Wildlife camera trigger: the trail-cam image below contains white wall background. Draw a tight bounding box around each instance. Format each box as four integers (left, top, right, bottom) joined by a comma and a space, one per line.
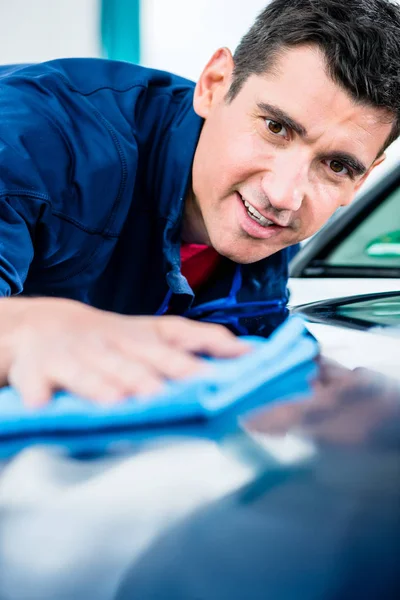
140, 0, 269, 80
0, 0, 266, 76
0, 0, 100, 64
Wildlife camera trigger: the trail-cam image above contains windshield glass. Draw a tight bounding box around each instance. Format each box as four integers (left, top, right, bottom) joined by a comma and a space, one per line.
325, 186, 400, 269
336, 296, 400, 327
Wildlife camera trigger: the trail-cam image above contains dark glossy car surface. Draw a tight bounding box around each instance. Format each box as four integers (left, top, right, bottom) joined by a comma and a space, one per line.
0, 356, 399, 600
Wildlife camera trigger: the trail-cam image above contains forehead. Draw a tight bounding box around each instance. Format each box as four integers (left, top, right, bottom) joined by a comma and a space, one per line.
239, 45, 393, 162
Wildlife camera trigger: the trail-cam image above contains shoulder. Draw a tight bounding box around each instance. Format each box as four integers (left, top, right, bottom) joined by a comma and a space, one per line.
0, 58, 195, 100
0, 59, 198, 231
0, 58, 196, 155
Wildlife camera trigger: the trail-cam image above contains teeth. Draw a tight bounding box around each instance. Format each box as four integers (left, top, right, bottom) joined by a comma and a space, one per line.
243, 199, 273, 227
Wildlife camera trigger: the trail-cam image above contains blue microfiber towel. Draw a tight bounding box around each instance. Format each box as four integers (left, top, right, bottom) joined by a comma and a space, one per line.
0, 316, 318, 439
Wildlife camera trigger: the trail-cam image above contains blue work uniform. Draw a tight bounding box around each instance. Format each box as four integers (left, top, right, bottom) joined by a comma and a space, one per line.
0, 58, 293, 336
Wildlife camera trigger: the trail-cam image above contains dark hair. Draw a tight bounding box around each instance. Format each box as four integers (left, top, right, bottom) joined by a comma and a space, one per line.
227, 0, 400, 149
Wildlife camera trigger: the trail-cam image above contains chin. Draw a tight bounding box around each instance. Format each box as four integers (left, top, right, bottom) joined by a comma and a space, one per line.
210, 239, 272, 264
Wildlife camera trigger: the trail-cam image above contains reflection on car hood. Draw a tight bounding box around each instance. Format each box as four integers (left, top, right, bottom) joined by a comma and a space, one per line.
0, 361, 399, 599
304, 322, 400, 381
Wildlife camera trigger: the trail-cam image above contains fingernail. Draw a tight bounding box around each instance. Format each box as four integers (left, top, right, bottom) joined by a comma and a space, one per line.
97, 389, 124, 404
24, 393, 50, 410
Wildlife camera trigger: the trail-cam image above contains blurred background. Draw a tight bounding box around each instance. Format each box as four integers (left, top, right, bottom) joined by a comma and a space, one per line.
0, 0, 398, 182
0, 0, 268, 81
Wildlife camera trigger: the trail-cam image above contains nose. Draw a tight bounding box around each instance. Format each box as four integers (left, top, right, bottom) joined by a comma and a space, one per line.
261, 150, 308, 213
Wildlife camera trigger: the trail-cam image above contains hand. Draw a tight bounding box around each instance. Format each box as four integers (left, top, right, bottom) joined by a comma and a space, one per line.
2, 298, 250, 407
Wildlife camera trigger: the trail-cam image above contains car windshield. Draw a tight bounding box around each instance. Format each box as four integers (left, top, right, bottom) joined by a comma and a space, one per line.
325, 184, 400, 270
337, 295, 400, 327
296, 293, 400, 329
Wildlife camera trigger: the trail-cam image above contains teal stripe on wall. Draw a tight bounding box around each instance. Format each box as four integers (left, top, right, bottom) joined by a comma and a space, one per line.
101, 0, 140, 63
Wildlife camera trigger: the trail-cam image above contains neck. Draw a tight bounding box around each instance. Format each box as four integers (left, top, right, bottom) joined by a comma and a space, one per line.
181, 189, 211, 245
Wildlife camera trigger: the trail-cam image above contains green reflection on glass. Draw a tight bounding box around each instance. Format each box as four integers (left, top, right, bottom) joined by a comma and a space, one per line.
365, 231, 400, 258
338, 296, 400, 327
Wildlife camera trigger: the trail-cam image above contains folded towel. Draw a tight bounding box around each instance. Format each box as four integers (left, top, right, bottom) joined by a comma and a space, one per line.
0, 317, 318, 440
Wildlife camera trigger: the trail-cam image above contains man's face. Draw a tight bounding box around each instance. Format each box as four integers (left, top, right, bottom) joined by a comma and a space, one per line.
185, 45, 393, 263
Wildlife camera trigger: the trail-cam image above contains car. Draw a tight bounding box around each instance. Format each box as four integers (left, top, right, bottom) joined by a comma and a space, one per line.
0, 311, 397, 599
0, 344, 399, 600
292, 290, 400, 381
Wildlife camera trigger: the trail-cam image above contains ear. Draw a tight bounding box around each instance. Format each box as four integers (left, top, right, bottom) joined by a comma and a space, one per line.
193, 47, 234, 119
353, 153, 386, 194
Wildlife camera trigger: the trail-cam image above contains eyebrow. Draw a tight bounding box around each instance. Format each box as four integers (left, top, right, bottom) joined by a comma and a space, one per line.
257, 101, 368, 176
318, 151, 367, 176
257, 102, 308, 137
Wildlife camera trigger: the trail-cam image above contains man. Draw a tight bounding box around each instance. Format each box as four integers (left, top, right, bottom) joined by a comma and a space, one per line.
0, 0, 399, 406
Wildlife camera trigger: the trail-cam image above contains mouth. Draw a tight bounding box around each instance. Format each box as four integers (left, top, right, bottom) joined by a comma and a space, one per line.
239, 193, 289, 228
235, 193, 290, 241
240, 196, 275, 228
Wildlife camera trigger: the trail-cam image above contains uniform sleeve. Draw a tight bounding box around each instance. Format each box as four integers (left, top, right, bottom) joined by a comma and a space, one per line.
0, 69, 72, 297
0, 193, 45, 296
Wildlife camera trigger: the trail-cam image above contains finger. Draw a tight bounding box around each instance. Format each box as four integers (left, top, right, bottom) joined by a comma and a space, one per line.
31, 361, 125, 405
8, 346, 127, 406
8, 348, 54, 407
76, 345, 165, 397
10, 345, 165, 407
51, 366, 125, 404
157, 317, 251, 357
61, 339, 174, 400
25, 348, 127, 405
112, 336, 209, 380
9, 364, 53, 408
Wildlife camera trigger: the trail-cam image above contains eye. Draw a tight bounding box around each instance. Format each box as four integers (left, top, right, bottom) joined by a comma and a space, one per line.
327, 159, 349, 176
265, 119, 288, 138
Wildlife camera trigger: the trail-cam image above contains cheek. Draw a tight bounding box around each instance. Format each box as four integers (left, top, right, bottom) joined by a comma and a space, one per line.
193, 121, 263, 197
304, 183, 349, 232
